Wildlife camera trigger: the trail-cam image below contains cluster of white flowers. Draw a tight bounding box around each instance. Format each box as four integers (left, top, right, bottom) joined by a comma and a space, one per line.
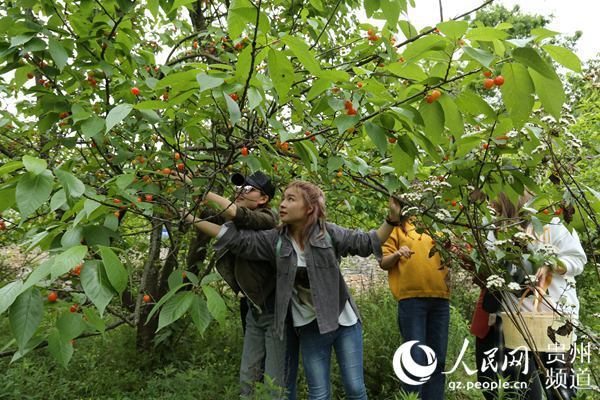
527, 274, 537, 284
538, 243, 559, 257
399, 192, 422, 203
401, 206, 421, 217
467, 185, 475, 191
486, 275, 506, 289
566, 137, 583, 149
434, 209, 453, 222
532, 143, 549, 154
427, 179, 452, 188
507, 282, 521, 291
493, 239, 510, 247
513, 231, 536, 244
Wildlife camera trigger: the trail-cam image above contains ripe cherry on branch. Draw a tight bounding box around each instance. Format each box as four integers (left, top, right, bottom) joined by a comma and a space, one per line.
241, 147, 249, 156
47, 292, 58, 302
483, 79, 495, 90
229, 93, 239, 101
494, 75, 505, 86
131, 87, 140, 96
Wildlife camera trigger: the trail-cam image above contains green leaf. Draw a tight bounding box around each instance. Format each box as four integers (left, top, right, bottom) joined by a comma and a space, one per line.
293, 141, 319, 172
0, 280, 24, 315
83, 308, 106, 333
48, 38, 68, 71
224, 92, 241, 125
306, 78, 331, 101
386, 62, 428, 81
145, 283, 189, 324
364, 122, 388, 157
381, 0, 401, 29
403, 35, 446, 60
170, 0, 196, 13
190, 295, 212, 335
282, 36, 321, 75
133, 100, 166, 110
542, 45, 582, 73
9, 287, 43, 350
247, 87, 262, 110
0, 188, 16, 213
115, 173, 136, 190
268, 49, 294, 103
22, 259, 53, 293
22, 155, 47, 175
203, 285, 227, 324
16, 170, 54, 219
500, 63, 534, 129
235, 45, 253, 82
57, 312, 86, 341
0, 161, 24, 175
157, 292, 194, 331
10, 34, 34, 47
391, 144, 414, 175
455, 90, 495, 118
529, 68, 565, 121
364, 0, 381, 17
50, 189, 67, 211
99, 247, 128, 296
437, 20, 468, 39
81, 117, 104, 139
462, 46, 495, 67
47, 329, 73, 368
55, 169, 85, 198
80, 260, 115, 316
438, 95, 464, 136
466, 27, 508, 41
196, 73, 224, 92
105, 103, 133, 133
512, 47, 556, 79
156, 69, 201, 90
51, 245, 88, 280
333, 115, 359, 135
419, 101, 445, 144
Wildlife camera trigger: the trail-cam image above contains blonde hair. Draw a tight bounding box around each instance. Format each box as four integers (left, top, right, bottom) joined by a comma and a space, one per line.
283, 181, 327, 239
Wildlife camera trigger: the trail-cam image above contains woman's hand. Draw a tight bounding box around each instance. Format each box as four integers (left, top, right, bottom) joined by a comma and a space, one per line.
387, 197, 401, 223
395, 246, 414, 259
535, 265, 553, 289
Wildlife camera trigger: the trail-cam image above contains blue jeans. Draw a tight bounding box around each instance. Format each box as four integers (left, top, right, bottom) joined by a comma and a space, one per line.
297, 320, 367, 400
397, 298, 450, 400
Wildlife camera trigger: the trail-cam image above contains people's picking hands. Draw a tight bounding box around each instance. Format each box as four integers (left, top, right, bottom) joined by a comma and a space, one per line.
396, 246, 414, 259
388, 197, 401, 223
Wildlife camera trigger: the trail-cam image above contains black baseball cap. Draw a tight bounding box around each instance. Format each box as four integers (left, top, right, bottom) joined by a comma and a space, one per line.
230, 171, 276, 200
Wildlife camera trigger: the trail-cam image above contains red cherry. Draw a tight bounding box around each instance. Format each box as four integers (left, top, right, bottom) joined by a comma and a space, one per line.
48, 292, 58, 302
451, 200, 457, 207
388, 137, 397, 144
555, 208, 563, 216
70, 304, 78, 313
347, 108, 357, 115
425, 95, 434, 104
113, 199, 121, 204
241, 147, 249, 156
356, 82, 363, 88
131, 87, 140, 96
483, 79, 495, 90
543, 209, 550, 215
344, 100, 353, 110
430, 89, 441, 100
494, 75, 505, 86
280, 142, 289, 151
482, 143, 489, 150
177, 163, 185, 171
143, 294, 151, 303
483, 70, 492, 77
145, 194, 153, 202
229, 93, 239, 101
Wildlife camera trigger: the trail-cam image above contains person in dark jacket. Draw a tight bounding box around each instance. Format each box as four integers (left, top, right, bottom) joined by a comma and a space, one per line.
175, 171, 295, 398
181, 180, 402, 400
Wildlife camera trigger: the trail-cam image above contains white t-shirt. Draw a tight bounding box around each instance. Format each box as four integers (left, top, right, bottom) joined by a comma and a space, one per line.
289, 238, 358, 328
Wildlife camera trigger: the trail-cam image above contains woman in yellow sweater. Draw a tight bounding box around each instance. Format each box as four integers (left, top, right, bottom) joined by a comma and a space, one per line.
380, 217, 450, 400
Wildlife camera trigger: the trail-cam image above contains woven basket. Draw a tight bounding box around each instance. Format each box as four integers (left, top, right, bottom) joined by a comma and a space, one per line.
500, 287, 573, 352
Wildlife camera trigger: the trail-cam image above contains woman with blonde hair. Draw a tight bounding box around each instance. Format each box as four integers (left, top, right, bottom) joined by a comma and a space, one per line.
182, 180, 402, 400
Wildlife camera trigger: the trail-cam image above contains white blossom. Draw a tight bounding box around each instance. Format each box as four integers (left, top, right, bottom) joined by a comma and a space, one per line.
486, 275, 505, 289
508, 282, 521, 291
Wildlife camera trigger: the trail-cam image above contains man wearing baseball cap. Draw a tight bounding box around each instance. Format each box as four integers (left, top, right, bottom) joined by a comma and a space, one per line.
175, 170, 294, 399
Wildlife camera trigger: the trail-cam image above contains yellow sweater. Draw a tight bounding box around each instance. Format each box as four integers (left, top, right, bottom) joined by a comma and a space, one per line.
382, 223, 450, 301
